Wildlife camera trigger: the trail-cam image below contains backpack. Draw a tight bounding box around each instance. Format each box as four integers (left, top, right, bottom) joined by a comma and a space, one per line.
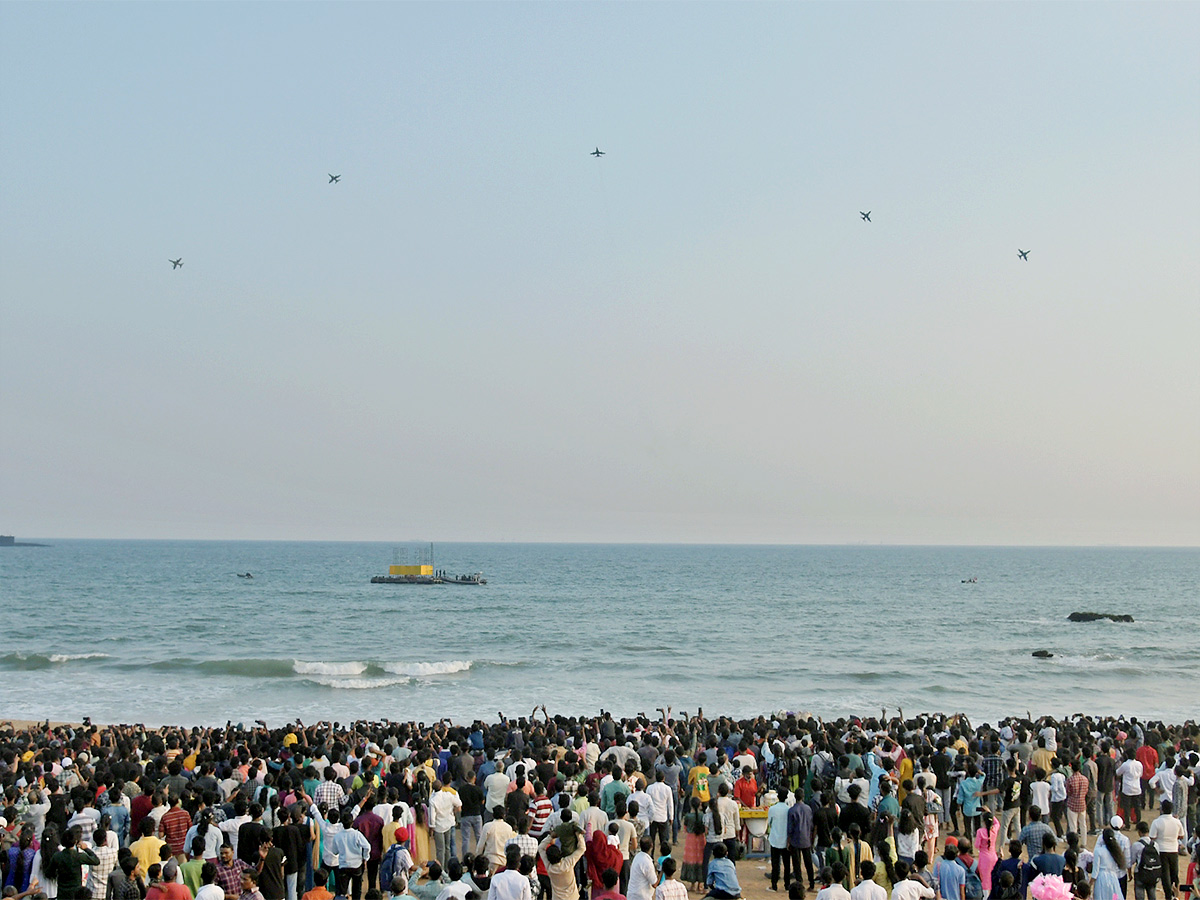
380, 842, 408, 887
1136, 839, 1162, 887
926, 790, 944, 816
963, 863, 984, 900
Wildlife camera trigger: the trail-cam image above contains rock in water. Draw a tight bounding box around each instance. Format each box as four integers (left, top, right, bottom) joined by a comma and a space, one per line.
1067, 612, 1135, 623
1032, 650, 1054, 658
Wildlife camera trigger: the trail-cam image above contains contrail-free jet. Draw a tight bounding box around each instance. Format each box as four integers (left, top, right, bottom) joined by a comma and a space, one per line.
860, 211, 871, 222
169, 258, 183, 269
328, 174, 341, 183
1018, 249, 1029, 261
590, 148, 605, 157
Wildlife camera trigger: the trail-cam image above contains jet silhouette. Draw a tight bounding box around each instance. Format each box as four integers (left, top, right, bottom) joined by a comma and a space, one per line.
1018, 249, 1029, 260
328, 174, 341, 184
169, 258, 183, 269
590, 147, 605, 157
860, 211, 871, 222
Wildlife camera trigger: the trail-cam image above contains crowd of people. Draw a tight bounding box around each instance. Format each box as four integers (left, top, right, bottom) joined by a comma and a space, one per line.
1, 709, 1197, 900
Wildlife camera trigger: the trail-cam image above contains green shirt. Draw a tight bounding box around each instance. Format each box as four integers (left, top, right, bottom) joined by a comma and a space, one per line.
182, 859, 206, 896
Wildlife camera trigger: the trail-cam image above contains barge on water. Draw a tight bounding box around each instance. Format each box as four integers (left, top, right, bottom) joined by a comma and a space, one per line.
370, 545, 486, 584
370, 570, 487, 585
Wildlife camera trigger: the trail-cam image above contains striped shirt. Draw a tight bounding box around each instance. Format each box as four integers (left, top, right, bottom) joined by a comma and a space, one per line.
530, 797, 554, 837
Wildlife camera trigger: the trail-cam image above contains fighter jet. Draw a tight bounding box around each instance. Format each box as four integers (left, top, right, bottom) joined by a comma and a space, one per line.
1018, 249, 1029, 261
590, 148, 605, 157
169, 258, 183, 269
860, 211, 871, 222
328, 174, 341, 184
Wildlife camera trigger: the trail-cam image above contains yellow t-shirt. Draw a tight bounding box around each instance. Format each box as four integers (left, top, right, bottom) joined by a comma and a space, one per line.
130, 835, 167, 877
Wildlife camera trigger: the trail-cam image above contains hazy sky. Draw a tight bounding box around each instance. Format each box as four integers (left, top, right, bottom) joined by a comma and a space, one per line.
2, 2, 1197, 545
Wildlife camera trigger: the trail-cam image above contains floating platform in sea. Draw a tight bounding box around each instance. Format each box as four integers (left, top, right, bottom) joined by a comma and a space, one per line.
370, 544, 486, 584
369, 571, 487, 585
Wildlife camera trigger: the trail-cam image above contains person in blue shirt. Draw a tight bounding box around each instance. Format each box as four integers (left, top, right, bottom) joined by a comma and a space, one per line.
935, 844, 967, 900
104, 790, 131, 847
766, 789, 793, 891
705, 842, 741, 899
1030, 834, 1065, 877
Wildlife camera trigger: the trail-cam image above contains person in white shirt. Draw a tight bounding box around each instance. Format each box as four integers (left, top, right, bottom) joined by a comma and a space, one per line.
1147, 801, 1187, 899
626, 837, 657, 900
196, 861, 226, 900
429, 783, 462, 868
483, 770, 511, 818
628, 784, 653, 833
891, 861, 936, 900
1116, 753, 1145, 826
715, 785, 740, 844
645, 771, 674, 850
1149, 766, 1178, 808
851, 861, 888, 900
1039, 727, 1057, 753
487, 847, 532, 900
816, 864, 853, 900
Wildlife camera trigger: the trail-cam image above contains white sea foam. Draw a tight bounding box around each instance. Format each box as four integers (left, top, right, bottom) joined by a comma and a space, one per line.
310, 675, 412, 690
48, 653, 111, 663
293, 661, 368, 676
382, 660, 472, 676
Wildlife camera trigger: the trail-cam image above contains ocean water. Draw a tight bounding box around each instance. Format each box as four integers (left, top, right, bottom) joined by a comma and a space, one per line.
1, 541, 1196, 727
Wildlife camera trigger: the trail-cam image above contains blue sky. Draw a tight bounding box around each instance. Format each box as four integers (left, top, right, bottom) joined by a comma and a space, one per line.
2, 2, 1197, 544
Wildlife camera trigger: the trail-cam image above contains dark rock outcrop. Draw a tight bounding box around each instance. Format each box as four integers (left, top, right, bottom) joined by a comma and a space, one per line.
1067, 612, 1134, 623
1032, 650, 1054, 658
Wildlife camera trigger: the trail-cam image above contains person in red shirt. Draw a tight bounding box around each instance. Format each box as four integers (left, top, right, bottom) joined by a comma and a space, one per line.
733, 768, 759, 809
1135, 743, 1159, 814
131, 782, 155, 836
159, 796, 193, 863
148, 879, 194, 900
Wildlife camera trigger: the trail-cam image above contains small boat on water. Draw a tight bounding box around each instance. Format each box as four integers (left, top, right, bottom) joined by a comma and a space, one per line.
442, 572, 487, 585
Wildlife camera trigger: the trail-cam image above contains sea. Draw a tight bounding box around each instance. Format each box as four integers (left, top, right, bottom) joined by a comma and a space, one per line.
1, 541, 1197, 728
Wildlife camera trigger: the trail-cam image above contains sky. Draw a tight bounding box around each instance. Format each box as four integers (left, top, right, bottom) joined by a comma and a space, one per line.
1, 2, 1197, 545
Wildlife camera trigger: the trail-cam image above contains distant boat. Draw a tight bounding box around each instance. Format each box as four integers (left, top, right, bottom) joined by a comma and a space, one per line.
1, 535, 49, 547
370, 544, 485, 584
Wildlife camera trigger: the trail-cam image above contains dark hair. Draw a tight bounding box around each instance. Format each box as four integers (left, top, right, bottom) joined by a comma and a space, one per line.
1100, 828, 1124, 870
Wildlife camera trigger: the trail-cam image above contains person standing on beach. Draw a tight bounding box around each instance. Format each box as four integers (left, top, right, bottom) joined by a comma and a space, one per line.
767, 789, 793, 892
1118, 752, 1145, 827
1066, 761, 1090, 840
1148, 801, 1186, 900
1096, 744, 1118, 834
788, 784, 816, 893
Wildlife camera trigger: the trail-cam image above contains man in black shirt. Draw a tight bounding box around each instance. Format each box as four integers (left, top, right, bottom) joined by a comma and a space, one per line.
455, 770, 485, 861
256, 838, 287, 900
273, 806, 308, 900
237, 804, 270, 867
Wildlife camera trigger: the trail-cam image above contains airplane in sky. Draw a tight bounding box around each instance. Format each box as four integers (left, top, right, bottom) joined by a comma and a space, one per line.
590, 147, 605, 157
860, 211, 871, 222
169, 258, 183, 269
1018, 249, 1029, 260
328, 174, 341, 184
